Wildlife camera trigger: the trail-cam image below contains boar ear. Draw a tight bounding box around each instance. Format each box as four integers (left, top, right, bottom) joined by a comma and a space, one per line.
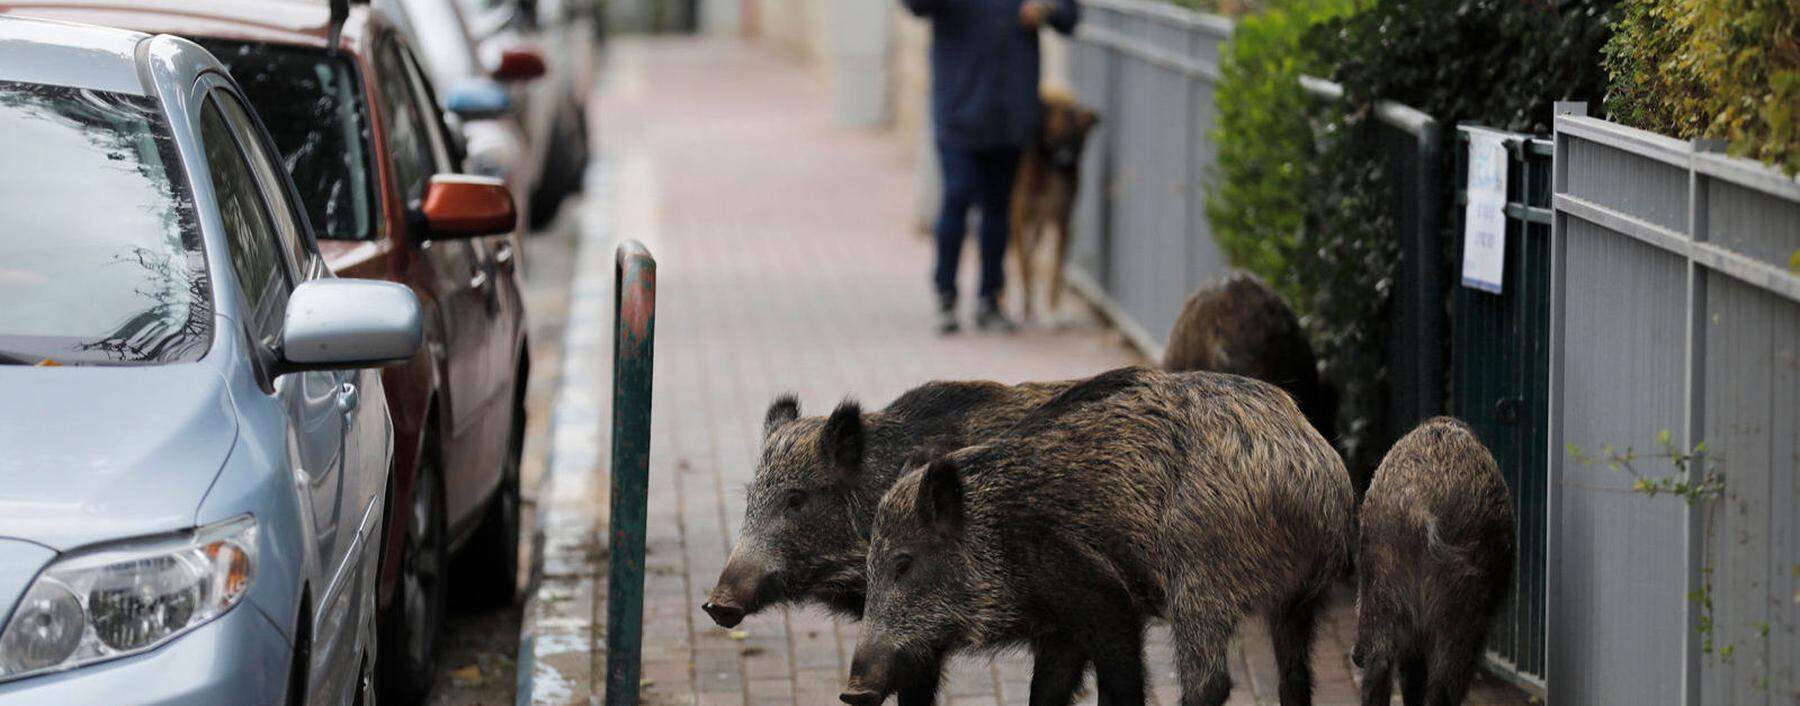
918, 458, 965, 536
764, 395, 800, 438
820, 400, 865, 476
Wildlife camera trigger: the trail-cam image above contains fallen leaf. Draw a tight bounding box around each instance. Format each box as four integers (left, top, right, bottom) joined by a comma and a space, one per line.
450, 664, 484, 687
728, 629, 750, 641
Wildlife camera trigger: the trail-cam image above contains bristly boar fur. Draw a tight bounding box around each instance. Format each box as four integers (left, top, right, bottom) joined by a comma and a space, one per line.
843, 367, 1355, 706
704, 378, 1078, 625
1353, 417, 1514, 706
1163, 272, 1338, 448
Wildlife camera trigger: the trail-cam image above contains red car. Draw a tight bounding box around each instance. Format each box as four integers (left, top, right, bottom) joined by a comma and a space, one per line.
2, 1, 533, 700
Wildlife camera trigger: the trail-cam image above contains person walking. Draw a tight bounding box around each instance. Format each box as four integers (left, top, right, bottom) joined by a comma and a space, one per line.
902, 0, 1080, 333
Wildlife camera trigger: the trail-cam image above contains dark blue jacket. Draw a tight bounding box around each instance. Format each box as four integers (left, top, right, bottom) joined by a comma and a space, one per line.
901, 0, 1080, 148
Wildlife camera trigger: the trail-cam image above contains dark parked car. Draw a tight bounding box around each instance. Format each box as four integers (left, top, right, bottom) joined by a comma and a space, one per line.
0, 1, 533, 700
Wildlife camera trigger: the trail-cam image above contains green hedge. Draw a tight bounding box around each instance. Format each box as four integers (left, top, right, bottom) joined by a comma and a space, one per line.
1209, 0, 1616, 479
1603, 0, 1799, 173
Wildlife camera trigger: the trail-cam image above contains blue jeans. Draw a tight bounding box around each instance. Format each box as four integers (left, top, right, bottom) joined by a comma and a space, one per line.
933, 144, 1021, 300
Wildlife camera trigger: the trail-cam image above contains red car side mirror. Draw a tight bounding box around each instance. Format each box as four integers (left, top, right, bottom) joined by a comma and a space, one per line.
419, 174, 516, 239
491, 47, 547, 82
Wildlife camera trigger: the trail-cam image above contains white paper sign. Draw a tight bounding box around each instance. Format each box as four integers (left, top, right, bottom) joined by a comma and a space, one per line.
1461, 132, 1508, 294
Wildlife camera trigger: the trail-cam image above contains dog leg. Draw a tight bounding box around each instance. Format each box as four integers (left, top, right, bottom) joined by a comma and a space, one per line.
1009, 179, 1037, 322
1048, 202, 1072, 318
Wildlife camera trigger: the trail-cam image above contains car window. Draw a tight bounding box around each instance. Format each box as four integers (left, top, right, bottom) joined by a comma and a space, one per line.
200, 97, 291, 334
374, 39, 438, 204
397, 43, 462, 170
213, 90, 311, 277
199, 40, 375, 241
0, 80, 209, 365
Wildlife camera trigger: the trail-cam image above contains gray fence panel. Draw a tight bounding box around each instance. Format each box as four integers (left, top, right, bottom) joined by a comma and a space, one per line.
1702, 277, 1799, 706
1067, 0, 1233, 356
1550, 114, 1800, 704
1550, 217, 1692, 705
1071, 31, 1114, 287
1707, 179, 1800, 275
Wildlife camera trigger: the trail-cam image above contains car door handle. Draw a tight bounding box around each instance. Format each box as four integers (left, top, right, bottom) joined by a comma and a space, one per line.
337, 382, 359, 413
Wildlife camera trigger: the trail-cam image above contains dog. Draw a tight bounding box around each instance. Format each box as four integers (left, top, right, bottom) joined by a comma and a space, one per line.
1009, 90, 1099, 321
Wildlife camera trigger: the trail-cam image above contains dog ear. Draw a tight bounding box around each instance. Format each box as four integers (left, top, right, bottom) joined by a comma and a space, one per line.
1078, 108, 1101, 133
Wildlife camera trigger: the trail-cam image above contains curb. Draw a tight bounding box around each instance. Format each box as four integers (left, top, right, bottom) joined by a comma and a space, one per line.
516, 162, 616, 706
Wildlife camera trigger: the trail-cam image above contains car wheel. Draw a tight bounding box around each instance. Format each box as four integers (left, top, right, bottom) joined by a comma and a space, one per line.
455, 409, 523, 609
380, 450, 446, 703
527, 101, 588, 231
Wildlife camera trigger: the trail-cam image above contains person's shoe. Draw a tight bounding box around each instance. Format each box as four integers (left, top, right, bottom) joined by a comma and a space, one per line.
975, 296, 1018, 332
936, 294, 960, 334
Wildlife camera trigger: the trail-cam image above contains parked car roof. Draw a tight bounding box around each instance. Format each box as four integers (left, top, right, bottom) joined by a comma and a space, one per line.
0, 15, 149, 94
2, 0, 355, 48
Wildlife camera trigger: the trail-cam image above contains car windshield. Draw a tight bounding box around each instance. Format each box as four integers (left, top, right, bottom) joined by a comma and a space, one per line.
0, 80, 209, 366
200, 40, 375, 241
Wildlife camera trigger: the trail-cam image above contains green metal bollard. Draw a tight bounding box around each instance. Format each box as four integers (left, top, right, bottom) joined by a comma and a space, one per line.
607, 240, 656, 706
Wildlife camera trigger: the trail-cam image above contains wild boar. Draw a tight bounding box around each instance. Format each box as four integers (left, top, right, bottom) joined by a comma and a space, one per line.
842, 367, 1355, 706
1163, 272, 1338, 447
702, 378, 1083, 627
1353, 417, 1514, 706
704, 370, 1159, 705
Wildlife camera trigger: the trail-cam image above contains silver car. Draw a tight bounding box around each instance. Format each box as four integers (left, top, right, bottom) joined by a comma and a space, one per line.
0, 17, 422, 705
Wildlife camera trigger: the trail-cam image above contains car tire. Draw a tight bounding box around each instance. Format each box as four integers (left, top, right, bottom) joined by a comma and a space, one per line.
455, 408, 524, 609
527, 100, 588, 231
379, 447, 447, 703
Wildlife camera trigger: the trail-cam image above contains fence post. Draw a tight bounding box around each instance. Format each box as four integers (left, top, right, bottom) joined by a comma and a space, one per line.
606, 240, 656, 706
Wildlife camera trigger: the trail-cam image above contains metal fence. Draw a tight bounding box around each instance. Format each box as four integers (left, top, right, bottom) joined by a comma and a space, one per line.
1547, 111, 1800, 705
1066, 0, 1234, 355
1450, 126, 1554, 689
1298, 76, 1447, 470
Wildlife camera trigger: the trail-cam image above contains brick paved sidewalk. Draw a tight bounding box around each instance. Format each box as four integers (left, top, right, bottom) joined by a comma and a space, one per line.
551, 36, 1534, 706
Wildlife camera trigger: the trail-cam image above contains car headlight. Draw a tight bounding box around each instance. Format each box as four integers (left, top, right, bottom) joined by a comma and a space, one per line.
0, 515, 256, 682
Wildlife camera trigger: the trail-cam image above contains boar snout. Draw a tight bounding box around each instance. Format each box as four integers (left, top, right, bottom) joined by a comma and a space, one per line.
838, 689, 882, 706
700, 601, 745, 628
842, 641, 898, 705
703, 543, 781, 627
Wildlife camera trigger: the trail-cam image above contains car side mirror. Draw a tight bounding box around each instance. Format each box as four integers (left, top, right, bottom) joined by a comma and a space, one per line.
278, 279, 422, 374
446, 78, 514, 120
491, 47, 546, 82
418, 174, 517, 240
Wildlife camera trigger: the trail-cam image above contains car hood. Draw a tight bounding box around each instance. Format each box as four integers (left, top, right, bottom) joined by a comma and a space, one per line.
0, 538, 56, 633
0, 363, 238, 552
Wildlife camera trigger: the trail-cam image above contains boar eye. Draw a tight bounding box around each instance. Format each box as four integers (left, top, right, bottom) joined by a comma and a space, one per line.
892, 553, 914, 580
784, 490, 807, 511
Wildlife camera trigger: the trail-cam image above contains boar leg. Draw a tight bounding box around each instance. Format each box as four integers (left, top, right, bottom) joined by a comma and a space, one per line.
1397, 650, 1428, 706
1268, 590, 1324, 705
1027, 638, 1088, 706
1422, 639, 1479, 706
1170, 608, 1235, 706
1356, 654, 1393, 706
896, 668, 943, 706
1089, 621, 1147, 706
